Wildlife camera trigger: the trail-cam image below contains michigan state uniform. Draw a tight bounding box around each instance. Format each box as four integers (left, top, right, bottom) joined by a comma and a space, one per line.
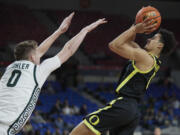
0, 56, 61, 135
84, 54, 161, 135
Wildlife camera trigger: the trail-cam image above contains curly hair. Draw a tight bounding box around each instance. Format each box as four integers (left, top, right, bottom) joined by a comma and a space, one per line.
159, 29, 177, 56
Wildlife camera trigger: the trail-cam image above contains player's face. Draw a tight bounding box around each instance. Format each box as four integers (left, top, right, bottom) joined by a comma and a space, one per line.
144, 34, 161, 51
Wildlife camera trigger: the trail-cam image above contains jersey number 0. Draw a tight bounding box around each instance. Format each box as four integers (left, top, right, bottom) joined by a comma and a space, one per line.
7, 70, 22, 87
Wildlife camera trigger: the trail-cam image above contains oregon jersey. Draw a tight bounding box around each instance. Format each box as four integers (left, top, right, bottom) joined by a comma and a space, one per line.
83, 54, 161, 135
116, 54, 161, 100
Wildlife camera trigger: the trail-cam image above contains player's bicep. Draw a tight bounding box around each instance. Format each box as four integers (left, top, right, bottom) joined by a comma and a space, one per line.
41, 56, 61, 73
37, 56, 61, 83
109, 42, 148, 61
109, 42, 136, 60
109, 44, 134, 60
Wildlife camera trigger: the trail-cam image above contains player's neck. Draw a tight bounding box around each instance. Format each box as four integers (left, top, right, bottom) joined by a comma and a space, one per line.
148, 50, 160, 58
28, 58, 34, 64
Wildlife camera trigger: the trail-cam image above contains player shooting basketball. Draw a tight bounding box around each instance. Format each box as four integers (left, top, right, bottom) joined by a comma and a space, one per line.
70, 6, 176, 135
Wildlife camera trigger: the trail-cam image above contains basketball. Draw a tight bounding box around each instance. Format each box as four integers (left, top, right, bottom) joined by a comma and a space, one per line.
135, 6, 161, 32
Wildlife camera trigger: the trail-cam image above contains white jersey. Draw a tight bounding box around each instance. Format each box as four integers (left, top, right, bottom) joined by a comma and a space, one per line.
0, 56, 61, 135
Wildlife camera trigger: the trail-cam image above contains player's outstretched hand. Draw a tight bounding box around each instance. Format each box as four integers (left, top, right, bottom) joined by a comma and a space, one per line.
82, 18, 107, 33
134, 18, 157, 34
58, 12, 75, 33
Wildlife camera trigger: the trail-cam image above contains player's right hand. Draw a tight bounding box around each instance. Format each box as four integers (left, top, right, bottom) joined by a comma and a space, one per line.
134, 18, 157, 34
82, 18, 107, 33
58, 12, 75, 33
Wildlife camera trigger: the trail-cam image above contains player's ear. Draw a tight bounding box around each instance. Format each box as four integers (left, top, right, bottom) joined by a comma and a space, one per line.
29, 52, 35, 63
29, 54, 33, 62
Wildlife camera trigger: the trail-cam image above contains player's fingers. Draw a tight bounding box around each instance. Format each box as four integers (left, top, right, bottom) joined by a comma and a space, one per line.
143, 17, 150, 23
145, 19, 153, 26
140, 23, 146, 29
65, 12, 75, 22
97, 21, 107, 26
144, 29, 153, 34
98, 18, 107, 24
92, 19, 104, 27
66, 13, 75, 24
68, 12, 75, 18
101, 18, 106, 21
102, 20, 108, 24
152, 27, 157, 31
97, 18, 106, 22
145, 23, 157, 29
146, 27, 156, 33
90, 18, 107, 28
99, 19, 108, 24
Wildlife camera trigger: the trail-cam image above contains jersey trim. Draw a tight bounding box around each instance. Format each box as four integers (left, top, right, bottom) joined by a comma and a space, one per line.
89, 97, 123, 115
146, 62, 160, 89
116, 54, 157, 93
7, 65, 40, 135
132, 54, 156, 74
83, 97, 123, 135
83, 119, 101, 135
116, 70, 138, 93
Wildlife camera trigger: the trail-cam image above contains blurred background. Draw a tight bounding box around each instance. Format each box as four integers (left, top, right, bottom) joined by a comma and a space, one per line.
0, 0, 180, 135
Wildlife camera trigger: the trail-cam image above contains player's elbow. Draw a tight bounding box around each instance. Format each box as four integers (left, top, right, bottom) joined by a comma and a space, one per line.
108, 42, 115, 50
108, 42, 122, 51
64, 43, 74, 57
67, 45, 73, 56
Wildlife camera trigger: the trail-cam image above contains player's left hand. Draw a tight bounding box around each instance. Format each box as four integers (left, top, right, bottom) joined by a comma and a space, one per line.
58, 12, 75, 33
82, 18, 107, 33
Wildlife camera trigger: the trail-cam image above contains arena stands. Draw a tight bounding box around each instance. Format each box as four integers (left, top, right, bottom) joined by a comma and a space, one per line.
0, 3, 179, 135
0, 4, 49, 46
17, 80, 180, 135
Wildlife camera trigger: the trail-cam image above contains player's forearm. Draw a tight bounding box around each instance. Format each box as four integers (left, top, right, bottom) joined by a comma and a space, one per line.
57, 29, 88, 64
64, 29, 88, 56
36, 30, 63, 58
109, 26, 136, 48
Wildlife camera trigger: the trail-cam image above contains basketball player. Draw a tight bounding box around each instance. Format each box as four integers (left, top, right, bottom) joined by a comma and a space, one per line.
70, 19, 176, 135
0, 12, 107, 134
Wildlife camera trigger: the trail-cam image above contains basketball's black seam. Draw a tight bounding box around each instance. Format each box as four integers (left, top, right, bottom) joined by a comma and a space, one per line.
153, 16, 161, 19
142, 10, 159, 15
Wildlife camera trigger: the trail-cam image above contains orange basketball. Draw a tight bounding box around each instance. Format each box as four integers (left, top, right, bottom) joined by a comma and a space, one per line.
135, 6, 161, 33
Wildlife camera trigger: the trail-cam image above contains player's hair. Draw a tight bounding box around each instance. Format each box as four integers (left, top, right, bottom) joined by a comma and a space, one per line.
159, 28, 177, 56
14, 40, 38, 60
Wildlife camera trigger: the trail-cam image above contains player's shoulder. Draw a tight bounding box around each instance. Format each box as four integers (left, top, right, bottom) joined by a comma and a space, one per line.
134, 49, 155, 67
134, 48, 153, 61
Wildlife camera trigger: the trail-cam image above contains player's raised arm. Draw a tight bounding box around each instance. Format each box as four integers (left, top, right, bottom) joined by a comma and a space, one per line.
57, 18, 107, 64
37, 19, 107, 86
109, 19, 156, 62
36, 12, 75, 58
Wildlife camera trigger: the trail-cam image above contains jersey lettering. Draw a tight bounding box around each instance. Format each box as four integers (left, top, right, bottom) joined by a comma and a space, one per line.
7, 70, 22, 87
12, 63, 30, 70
